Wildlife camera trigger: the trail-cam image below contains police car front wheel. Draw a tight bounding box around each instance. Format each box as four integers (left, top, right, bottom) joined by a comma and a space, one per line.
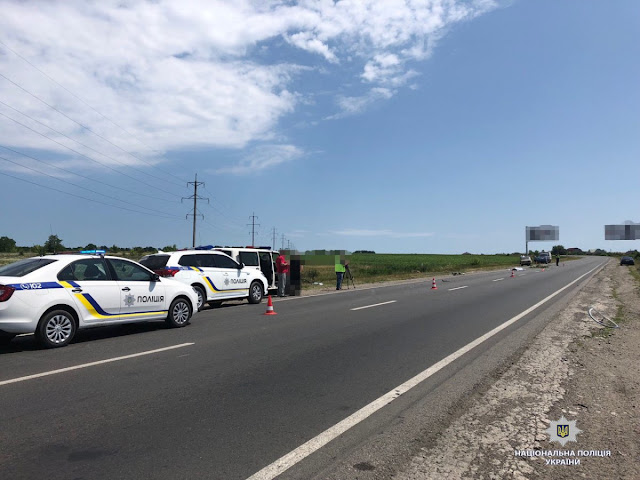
37, 310, 77, 348
166, 298, 192, 328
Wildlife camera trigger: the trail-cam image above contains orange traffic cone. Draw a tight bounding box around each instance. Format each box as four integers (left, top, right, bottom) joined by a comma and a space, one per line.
263, 295, 277, 315
431, 278, 438, 290
511, 269, 515, 278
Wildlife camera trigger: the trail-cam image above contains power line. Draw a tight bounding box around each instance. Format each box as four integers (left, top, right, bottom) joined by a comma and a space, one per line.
0, 168, 180, 218
0, 109, 182, 197
0, 154, 182, 217
0, 39, 189, 184
182, 174, 208, 248
0, 71, 185, 188
200, 185, 248, 230
0, 100, 184, 191
0, 144, 177, 204
247, 213, 260, 247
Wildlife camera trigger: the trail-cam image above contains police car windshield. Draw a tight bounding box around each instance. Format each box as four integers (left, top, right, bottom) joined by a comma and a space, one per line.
0, 258, 57, 277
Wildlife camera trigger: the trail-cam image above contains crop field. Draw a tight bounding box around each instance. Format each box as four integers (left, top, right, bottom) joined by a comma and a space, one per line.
300, 253, 525, 286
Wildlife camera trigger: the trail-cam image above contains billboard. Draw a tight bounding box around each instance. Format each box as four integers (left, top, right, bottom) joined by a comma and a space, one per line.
605, 222, 640, 241
526, 225, 559, 242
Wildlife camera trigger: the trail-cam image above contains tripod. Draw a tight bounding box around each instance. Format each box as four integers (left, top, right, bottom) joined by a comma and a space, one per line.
343, 264, 356, 289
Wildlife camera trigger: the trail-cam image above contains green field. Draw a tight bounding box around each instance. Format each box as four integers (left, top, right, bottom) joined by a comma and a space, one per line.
299, 253, 524, 286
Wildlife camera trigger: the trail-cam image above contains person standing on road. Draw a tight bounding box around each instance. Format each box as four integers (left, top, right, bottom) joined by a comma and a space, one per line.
556, 254, 560, 266
276, 252, 289, 297
335, 254, 346, 290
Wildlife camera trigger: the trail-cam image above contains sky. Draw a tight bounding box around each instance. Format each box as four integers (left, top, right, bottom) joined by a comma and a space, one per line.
0, 0, 638, 254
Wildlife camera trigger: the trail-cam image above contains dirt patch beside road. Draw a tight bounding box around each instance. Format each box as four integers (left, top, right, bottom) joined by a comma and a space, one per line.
392, 259, 640, 480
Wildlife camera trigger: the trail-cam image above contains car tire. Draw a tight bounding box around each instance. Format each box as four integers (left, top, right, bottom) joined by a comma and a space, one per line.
36, 309, 77, 348
193, 285, 206, 311
166, 297, 192, 328
248, 281, 263, 304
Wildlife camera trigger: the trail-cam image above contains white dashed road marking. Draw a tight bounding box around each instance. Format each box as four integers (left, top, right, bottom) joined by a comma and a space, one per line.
350, 300, 397, 311
0, 343, 195, 387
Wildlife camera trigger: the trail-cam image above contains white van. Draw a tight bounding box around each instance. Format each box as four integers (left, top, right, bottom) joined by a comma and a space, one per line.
214, 247, 279, 294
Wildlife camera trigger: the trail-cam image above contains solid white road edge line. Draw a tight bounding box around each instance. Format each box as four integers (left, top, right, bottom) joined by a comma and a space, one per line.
493, 278, 504, 282
350, 300, 397, 311
448, 286, 468, 291
0, 343, 195, 387
245, 263, 603, 480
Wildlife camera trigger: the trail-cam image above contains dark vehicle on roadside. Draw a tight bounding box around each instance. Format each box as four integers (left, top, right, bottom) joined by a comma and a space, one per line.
620, 256, 635, 266
534, 253, 551, 264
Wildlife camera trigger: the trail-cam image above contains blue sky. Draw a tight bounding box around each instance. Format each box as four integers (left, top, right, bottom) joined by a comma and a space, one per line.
0, 0, 638, 254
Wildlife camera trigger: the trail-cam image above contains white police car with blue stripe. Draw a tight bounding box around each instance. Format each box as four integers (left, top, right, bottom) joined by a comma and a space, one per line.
0, 252, 198, 348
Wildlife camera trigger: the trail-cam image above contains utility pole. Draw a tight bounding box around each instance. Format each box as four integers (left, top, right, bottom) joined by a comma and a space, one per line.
271, 227, 277, 250
182, 174, 208, 248
247, 213, 260, 247
281, 234, 285, 251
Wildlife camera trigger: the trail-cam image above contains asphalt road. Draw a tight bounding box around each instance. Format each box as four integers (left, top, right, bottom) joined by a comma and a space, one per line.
0, 256, 606, 479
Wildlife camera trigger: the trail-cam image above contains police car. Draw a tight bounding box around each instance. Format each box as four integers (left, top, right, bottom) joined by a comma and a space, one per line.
0, 252, 198, 348
139, 249, 269, 311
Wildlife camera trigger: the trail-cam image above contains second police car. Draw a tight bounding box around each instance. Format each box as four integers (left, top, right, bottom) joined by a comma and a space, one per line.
139, 249, 269, 311
0, 252, 199, 348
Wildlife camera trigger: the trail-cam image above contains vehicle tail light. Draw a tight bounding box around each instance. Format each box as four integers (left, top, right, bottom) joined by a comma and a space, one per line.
156, 267, 180, 277
0, 284, 15, 302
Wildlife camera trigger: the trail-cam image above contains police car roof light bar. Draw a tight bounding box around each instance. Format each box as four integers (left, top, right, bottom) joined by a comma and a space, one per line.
80, 249, 106, 255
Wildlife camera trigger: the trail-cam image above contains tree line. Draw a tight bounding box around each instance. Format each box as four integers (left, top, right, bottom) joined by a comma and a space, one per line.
0, 235, 178, 256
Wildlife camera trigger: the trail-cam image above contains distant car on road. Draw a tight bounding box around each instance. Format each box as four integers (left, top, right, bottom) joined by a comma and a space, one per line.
620, 256, 635, 266
520, 255, 532, 266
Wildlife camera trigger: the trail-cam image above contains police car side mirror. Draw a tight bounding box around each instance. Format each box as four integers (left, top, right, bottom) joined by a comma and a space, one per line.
152, 273, 160, 282
238, 262, 244, 269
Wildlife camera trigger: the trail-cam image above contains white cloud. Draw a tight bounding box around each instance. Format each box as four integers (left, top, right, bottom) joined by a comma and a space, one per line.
331, 229, 433, 238
329, 87, 395, 119
0, 0, 499, 172
213, 144, 303, 175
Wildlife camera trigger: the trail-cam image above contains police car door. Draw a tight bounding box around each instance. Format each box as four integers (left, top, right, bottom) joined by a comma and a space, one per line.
258, 251, 275, 289
194, 253, 223, 300
107, 258, 167, 321
57, 258, 121, 323
214, 253, 248, 297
